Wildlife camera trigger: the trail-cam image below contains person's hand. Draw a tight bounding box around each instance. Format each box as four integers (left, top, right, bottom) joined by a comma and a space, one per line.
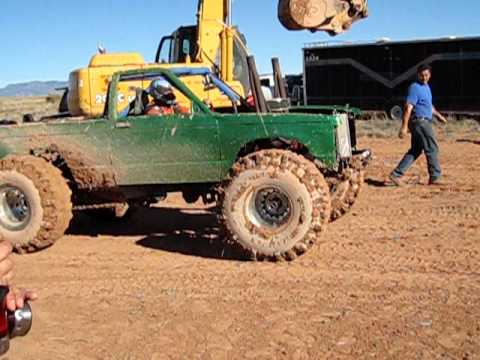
5, 287, 38, 312
0, 241, 38, 311
0, 242, 14, 285
437, 115, 448, 124
398, 126, 408, 139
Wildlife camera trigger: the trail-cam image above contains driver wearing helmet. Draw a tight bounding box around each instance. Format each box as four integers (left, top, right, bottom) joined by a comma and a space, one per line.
145, 79, 189, 116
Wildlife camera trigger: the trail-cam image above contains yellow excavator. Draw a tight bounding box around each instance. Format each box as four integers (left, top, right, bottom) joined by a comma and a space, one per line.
66, 0, 368, 117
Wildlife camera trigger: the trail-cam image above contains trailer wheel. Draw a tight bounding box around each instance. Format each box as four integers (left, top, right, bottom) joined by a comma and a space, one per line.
388, 104, 403, 121
220, 149, 331, 261
0, 156, 72, 253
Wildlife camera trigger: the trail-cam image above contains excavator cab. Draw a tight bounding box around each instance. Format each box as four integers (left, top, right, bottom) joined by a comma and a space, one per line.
155, 26, 198, 64
155, 24, 250, 94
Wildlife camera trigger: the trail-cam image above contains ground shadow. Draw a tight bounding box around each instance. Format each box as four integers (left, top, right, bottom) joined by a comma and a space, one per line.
136, 231, 241, 261
68, 206, 243, 261
365, 177, 389, 187
457, 139, 480, 145
366, 175, 423, 187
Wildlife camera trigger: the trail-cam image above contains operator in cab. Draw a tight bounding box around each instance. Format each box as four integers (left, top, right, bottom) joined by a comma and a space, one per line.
145, 80, 190, 116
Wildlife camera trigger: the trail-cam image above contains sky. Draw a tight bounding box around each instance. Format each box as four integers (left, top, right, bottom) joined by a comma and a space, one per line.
1, 0, 479, 87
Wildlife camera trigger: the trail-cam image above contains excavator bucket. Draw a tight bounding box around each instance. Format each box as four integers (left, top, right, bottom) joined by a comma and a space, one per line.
278, 0, 368, 35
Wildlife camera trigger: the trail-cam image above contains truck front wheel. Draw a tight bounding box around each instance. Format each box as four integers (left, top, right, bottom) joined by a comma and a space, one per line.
0, 156, 73, 253
220, 149, 331, 261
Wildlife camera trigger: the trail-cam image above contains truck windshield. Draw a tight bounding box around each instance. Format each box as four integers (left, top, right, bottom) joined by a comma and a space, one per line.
113, 68, 245, 119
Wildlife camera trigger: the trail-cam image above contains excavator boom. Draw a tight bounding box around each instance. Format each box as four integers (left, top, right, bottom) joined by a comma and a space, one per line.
278, 0, 368, 34
196, 0, 369, 79
197, 0, 368, 35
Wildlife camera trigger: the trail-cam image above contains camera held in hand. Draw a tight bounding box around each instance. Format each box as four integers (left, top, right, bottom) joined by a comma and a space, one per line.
0, 286, 32, 355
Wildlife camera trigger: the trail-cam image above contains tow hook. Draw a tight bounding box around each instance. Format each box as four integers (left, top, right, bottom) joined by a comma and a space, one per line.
352, 149, 373, 168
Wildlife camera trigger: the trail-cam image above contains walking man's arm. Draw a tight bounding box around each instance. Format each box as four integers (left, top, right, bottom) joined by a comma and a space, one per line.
433, 106, 448, 124
399, 103, 414, 139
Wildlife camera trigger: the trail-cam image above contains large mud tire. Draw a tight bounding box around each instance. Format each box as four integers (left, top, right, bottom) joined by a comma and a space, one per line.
220, 149, 331, 261
0, 156, 72, 253
329, 169, 364, 222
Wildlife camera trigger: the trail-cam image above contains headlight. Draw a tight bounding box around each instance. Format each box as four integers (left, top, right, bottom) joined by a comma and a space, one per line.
336, 114, 352, 159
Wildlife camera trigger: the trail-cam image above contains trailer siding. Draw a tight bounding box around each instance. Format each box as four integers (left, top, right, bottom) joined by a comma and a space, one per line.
303, 37, 480, 115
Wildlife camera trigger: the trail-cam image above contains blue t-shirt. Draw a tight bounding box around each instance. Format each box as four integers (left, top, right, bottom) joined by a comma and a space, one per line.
406, 82, 433, 120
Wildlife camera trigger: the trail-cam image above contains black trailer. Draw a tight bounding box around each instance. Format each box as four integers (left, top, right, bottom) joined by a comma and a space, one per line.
303, 36, 480, 119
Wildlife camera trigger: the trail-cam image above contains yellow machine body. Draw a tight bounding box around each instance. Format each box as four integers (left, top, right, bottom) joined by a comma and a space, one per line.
67, 0, 368, 117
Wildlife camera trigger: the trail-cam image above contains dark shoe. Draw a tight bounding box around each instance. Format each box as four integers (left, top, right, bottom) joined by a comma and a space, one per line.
388, 174, 404, 187
428, 178, 443, 186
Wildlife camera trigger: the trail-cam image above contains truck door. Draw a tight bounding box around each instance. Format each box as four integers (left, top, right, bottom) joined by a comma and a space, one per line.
110, 111, 220, 185
160, 112, 221, 183
109, 72, 221, 185
110, 114, 168, 185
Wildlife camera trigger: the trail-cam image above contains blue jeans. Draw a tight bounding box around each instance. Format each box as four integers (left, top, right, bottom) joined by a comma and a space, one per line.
392, 118, 441, 181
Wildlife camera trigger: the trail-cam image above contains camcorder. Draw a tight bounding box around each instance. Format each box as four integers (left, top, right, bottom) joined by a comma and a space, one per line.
0, 286, 32, 355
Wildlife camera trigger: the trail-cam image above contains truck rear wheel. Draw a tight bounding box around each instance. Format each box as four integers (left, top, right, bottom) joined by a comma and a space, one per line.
0, 156, 72, 253
220, 149, 331, 261
329, 169, 364, 221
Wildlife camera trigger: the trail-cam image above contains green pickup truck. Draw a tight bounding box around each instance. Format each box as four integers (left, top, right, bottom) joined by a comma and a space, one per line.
0, 67, 370, 260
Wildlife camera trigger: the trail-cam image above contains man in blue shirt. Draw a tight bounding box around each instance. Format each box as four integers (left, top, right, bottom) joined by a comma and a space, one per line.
389, 64, 448, 186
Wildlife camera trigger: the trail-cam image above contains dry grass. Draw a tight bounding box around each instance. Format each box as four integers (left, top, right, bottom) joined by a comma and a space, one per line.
356, 115, 479, 141
0, 96, 60, 123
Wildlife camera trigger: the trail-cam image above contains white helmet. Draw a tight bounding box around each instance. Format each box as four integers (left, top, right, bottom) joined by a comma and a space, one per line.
148, 79, 175, 105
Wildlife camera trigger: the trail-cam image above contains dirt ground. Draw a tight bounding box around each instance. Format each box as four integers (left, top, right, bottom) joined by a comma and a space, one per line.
7, 132, 480, 360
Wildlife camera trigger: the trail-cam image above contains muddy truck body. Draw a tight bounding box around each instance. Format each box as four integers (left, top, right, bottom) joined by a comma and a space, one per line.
0, 67, 370, 260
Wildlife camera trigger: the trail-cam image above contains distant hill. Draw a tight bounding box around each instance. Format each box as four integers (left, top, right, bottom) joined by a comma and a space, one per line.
0, 81, 67, 97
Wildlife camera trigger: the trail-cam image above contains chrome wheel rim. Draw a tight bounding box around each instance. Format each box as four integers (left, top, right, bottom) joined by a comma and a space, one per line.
0, 185, 31, 231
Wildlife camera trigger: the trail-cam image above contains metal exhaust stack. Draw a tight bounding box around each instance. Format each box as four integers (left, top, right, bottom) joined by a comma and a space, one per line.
247, 56, 269, 114
272, 57, 288, 100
